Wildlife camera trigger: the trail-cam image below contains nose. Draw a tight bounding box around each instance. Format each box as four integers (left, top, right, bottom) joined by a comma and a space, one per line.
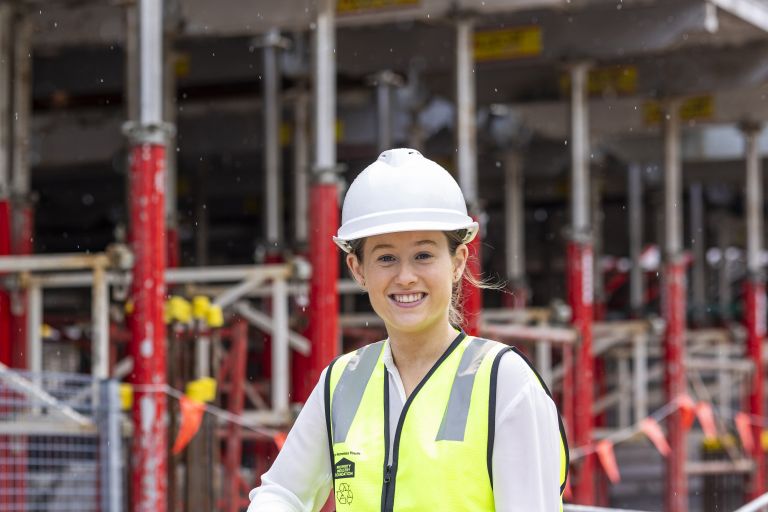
394, 261, 418, 287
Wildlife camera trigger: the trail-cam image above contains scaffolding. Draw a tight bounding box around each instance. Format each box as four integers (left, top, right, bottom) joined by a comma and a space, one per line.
1, 0, 768, 510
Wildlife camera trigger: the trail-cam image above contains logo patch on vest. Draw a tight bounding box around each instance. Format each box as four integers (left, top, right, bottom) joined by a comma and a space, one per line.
334, 457, 355, 479
336, 482, 354, 505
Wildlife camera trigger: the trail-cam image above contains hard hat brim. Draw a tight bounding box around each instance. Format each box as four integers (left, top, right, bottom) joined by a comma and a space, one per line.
333, 220, 479, 253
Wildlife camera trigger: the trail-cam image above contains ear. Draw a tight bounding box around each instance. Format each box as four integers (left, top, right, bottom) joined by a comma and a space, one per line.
452, 244, 469, 283
346, 253, 366, 288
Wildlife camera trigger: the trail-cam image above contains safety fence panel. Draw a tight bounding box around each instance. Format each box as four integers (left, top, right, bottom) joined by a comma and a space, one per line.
0, 370, 123, 512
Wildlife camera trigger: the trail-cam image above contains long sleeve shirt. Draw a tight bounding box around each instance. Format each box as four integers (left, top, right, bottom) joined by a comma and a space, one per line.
248, 343, 563, 511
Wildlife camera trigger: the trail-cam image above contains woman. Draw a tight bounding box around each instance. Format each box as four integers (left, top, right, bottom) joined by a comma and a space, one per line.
249, 149, 567, 511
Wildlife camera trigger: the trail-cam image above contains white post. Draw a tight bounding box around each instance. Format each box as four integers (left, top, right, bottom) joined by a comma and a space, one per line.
456, 17, 478, 208
294, 91, 309, 244
571, 63, 590, 235
633, 333, 648, 422
27, 280, 42, 374
505, 151, 524, 285
628, 163, 644, 316
91, 263, 110, 379
314, 0, 336, 177
536, 340, 552, 388
272, 277, 289, 414
264, 28, 283, 249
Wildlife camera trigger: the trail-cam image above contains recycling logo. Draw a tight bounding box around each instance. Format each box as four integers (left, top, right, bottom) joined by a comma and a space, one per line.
336, 483, 354, 505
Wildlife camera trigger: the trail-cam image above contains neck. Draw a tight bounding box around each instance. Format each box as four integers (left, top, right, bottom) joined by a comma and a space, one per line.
387, 321, 460, 372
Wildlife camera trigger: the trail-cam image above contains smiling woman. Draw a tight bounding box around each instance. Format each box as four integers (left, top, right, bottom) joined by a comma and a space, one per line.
248, 149, 568, 512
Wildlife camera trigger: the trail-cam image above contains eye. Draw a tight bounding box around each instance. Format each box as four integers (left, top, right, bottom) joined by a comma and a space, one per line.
415, 252, 433, 261
377, 254, 396, 263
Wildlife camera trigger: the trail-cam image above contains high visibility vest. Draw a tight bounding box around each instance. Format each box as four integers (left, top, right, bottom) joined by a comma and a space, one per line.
324, 332, 568, 511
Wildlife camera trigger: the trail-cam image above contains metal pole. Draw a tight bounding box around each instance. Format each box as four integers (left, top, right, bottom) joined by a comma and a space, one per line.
164, 34, 179, 268
91, 263, 109, 380
26, 279, 41, 374
272, 277, 289, 415
632, 334, 648, 422
662, 100, 687, 512
505, 151, 527, 308
717, 212, 732, 321
126, 0, 169, 509
689, 183, 706, 325
100, 379, 123, 512
294, 91, 309, 245
373, 70, 400, 152
264, 28, 283, 252
10, 9, 33, 371
315, 0, 336, 172
592, 173, 605, 320
568, 61, 595, 505
742, 121, 766, 500
456, 17, 477, 207
300, 0, 339, 402
0, 2, 12, 367
456, 16, 482, 335
628, 163, 644, 317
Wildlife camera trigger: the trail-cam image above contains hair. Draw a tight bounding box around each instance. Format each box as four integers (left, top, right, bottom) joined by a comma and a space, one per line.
348, 229, 504, 328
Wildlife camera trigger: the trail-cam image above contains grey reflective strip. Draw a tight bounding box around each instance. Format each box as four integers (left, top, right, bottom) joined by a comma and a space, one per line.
332, 341, 385, 443
436, 338, 495, 441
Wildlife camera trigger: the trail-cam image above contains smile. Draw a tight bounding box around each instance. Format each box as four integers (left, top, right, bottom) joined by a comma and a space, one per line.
389, 293, 427, 307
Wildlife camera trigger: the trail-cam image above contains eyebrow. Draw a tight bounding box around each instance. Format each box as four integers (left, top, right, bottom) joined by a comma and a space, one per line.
369, 240, 438, 253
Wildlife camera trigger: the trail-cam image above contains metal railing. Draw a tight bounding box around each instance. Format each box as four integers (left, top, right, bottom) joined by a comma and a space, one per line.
0, 368, 123, 511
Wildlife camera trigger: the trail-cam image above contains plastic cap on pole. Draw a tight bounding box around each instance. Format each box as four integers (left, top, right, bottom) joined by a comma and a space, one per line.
333, 148, 478, 253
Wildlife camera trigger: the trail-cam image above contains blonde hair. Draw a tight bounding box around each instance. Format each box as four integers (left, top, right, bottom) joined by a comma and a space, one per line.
348, 229, 503, 329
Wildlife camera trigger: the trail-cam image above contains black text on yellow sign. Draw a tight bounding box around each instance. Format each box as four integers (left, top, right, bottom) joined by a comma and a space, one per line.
337, 0, 419, 14
643, 95, 715, 125
560, 66, 638, 97
474, 26, 542, 62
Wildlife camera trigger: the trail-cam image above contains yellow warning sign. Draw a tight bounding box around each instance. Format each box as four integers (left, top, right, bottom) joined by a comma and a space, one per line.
474, 26, 542, 62
337, 0, 419, 14
560, 66, 638, 97
643, 95, 714, 125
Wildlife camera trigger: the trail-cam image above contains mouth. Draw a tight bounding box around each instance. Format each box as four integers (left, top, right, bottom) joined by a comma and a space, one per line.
388, 292, 427, 308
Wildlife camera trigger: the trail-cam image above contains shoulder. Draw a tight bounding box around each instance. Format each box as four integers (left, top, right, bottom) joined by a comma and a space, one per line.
481, 341, 553, 404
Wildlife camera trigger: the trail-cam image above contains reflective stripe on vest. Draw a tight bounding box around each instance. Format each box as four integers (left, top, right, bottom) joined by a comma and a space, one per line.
325, 333, 568, 511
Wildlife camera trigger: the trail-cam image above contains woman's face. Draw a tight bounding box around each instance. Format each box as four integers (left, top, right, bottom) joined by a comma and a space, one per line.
346, 230, 468, 336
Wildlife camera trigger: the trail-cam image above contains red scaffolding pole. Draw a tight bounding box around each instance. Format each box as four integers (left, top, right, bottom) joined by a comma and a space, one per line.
662, 101, 687, 512
568, 239, 595, 503
126, 1, 169, 510
743, 122, 766, 499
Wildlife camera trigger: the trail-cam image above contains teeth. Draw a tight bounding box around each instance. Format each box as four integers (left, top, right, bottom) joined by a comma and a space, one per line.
393, 293, 423, 303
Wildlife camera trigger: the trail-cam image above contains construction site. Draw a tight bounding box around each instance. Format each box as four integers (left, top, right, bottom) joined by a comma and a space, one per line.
5, 0, 768, 510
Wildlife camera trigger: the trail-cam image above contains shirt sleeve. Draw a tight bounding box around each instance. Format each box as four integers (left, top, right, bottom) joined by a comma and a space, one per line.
492, 352, 563, 512
247, 368, 333, 512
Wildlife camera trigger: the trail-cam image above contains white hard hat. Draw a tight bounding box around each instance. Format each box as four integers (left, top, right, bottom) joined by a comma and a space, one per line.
333, 148, 478, 253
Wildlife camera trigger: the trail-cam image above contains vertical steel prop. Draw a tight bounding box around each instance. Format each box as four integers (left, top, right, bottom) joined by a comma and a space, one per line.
742, 121, 766, 499
628, 163, 644, 317
662, 101, 687, 512
456, 16, 482, 335
125, 1, 170, 510
299, 0, 339, 402
689, 183, 706, 326
264, 28, 285, 255
10, 9, 33, 370
568, 62, 595, 504
0, 2, 12, 367
504, 151, 527, 308
163, 25, 179, 268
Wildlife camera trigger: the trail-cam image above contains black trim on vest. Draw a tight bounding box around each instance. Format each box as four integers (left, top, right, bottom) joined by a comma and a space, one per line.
382, 330, 467, 512
509, 346, 570, 495
324, 356, 342, 491
487, 346, 513, 487
380, 367, 391, 512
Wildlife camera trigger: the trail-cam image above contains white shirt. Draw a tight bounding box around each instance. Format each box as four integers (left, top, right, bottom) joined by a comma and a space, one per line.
248, 342, 563, 511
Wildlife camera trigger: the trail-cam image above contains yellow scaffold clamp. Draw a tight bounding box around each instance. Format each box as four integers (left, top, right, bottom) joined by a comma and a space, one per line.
186, 377, 217, 403
119, 383, 134, 410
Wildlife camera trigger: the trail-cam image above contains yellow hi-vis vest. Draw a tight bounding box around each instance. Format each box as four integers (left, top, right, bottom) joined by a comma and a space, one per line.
324, 332, 569, 511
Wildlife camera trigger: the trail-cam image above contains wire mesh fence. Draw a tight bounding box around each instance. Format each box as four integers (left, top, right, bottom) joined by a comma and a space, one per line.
0, 369, 123, 512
